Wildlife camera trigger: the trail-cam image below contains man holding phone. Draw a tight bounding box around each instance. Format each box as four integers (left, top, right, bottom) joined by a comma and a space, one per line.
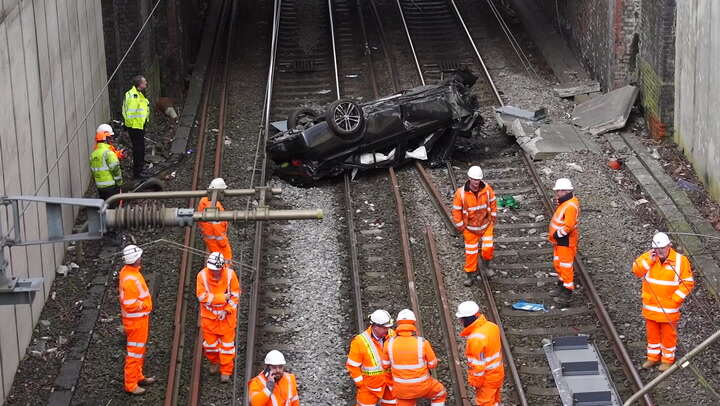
248, 350, 299, 405
632, 232, 694, 372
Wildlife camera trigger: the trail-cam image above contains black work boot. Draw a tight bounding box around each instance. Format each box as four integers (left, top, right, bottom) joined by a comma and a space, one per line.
481, 259, 495, 278
549, 280, 564, 296
463, 271, 476, 287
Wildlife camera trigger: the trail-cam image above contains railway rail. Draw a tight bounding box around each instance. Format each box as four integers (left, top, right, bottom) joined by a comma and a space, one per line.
386, 0, 654, 405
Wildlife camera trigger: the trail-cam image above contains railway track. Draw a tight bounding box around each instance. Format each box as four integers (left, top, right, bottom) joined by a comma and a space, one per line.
384, 1, 654, 405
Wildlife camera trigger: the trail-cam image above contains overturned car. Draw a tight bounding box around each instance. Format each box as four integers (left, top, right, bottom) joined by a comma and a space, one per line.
268, 69, 484, 183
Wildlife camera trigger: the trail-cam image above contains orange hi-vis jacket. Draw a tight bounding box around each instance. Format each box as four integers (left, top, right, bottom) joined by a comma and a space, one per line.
452, 182, 497, 235
548, 195, 580, 247
381, 322, 438, 396
196, 267, 240, 324
461, 315, 504, 388
119, 264, 152, 318
632, 248, 694, 323
346, 327, 396, 390
248, 371, 299, 406
197, 197, 229, 242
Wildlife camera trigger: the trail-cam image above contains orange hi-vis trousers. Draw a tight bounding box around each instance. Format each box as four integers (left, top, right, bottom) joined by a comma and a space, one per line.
474, 385, 501, 406
201, 318, 236, 375
203, 237, 233, 262
463, 224, 494, 273
123, 316, 149, 392
356, 385, 395, 406
395, 377, 447, 405
646, 319, 678, 364
552, 245, 576, 290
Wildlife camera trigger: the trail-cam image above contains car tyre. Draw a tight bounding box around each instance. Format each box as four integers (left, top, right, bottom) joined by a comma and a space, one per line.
326, 99, 364, 137
287, 107, 320, 130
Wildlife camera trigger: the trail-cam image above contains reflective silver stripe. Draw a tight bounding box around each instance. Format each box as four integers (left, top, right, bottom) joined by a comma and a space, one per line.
559, 262, 573, 268
674, 290, 687, 299
467, 224, 488, 231
662, 346, 676, 351
380, 400, 398, 404
96, 180, 116, 186
647, 343, 661, 348
465, 243, 479, 248
122, 311, 150, 318
393, 374, 429, 383
127, 341, 145, 347
205, 349, 220, 353
123, 298, 138, 305
646, 349, 661, 355
644, 275, 679, 286
481, 243, 493, 248
452, 205, 462, 210
454, 221, 464, 227
221, 341, 234, 347
220, 348, 236, 354
203, 341, 218, 347
471, 371, 485, 376
90, 165, 110, 171
353, 375, 363, 382
467, 333, 486, 339
481, 236, 492, 241
367, 386, 382, 392
465, 250, 478, 255
643, 304, 679, 313
203, 235, 225, 240
563, 282, 574, 288
484, 352, 501, 363
468, 357, 484, 366
641, 259, 651, 270
127, 352, 143, 358
485, 360, 502, 370
359, 331, 384, 373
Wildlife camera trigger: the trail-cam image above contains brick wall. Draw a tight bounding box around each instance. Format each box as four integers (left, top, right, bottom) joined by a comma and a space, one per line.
638, 0, 676, 139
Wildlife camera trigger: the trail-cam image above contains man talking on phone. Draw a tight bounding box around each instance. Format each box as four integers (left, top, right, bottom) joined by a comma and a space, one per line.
248, 350, 299, 405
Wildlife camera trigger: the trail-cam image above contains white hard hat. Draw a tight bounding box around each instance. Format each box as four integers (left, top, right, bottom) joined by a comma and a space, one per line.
455, 301, 480, 318
264, 350, 286, 365
553, 178, 574, 191
96, 123, 114, 136
397, 309, 416, 322
122, 245, 143, 264
208, 177, 228, 190
467, 166, 483, 180
369, 309, 393, 327
652, 232, 671, 248
207, 252, 225, 270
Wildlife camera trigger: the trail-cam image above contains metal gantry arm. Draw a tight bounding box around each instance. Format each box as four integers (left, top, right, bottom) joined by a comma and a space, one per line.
0, 188, 323, 305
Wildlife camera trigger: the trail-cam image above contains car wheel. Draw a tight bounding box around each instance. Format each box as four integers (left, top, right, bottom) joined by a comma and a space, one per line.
287, 107, 320, 130
326, 99, 364, 137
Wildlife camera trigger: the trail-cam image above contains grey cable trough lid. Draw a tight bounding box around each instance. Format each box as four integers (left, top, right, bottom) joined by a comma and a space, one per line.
544, 335, 620, 406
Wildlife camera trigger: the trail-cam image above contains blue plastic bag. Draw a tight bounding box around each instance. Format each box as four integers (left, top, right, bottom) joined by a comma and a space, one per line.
512, 301, 547, 312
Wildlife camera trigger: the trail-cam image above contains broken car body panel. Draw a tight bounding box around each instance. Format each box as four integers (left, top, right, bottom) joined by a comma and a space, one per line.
268, 70, 484, 183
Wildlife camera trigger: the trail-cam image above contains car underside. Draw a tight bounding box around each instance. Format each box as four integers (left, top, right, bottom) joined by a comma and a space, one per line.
268, 69, 484, 184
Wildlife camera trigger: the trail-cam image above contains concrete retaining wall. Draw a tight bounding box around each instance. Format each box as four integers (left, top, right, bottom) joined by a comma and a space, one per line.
0, 0, 108, 400
537, 0, 640, 90
675, 1, 720, 200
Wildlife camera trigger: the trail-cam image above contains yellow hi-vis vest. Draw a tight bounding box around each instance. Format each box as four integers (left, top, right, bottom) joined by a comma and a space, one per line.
122, 86, 150, 129
90, 143, 123, 189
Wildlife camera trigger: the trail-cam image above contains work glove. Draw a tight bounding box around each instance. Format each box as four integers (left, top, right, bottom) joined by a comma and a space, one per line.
554, 230, 570, 247
217, 310, 227, 320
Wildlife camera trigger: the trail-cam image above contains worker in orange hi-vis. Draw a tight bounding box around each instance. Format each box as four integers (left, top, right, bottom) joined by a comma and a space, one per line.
248, 350, 300, 405
196, 252, 240, 382
382, 309, 447, 406
456, 301, 504, 406
548, 178, 580, 298
451, 165, 497, 287
118, 245, 156, 395
346, 309, 397, 406
197, 178, 233, 261
632, 232, 694, 372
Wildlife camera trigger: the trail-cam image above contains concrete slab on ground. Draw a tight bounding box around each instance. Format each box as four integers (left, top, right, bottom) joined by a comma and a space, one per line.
571, 86, 639, 135
553, 81, 601, 98
606, 132, 720, 299
510, 120, 599, 160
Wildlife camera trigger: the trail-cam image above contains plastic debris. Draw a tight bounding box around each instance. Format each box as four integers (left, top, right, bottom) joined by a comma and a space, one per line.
316, 89, 332, 95
497, 195, 519, 209
512, 301, 547, 312
634, 198, 649, 206
56, 265, 69, 276
566, 162, 584, 172
608, 158, 622, 170
676, 178, 701, 192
